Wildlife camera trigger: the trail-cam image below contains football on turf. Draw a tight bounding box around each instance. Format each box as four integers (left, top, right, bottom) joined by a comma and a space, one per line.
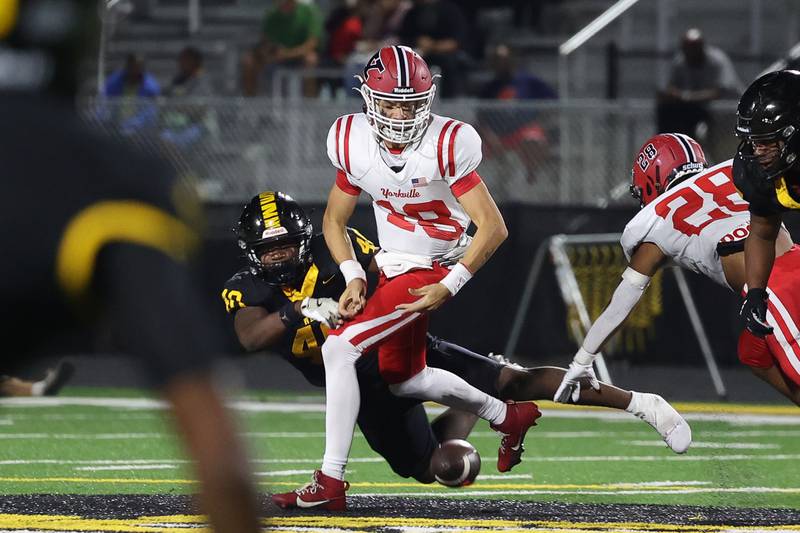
431, 439, 481, 487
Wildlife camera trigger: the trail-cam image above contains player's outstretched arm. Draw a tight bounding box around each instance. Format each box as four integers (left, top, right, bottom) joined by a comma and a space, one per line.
741, 213, 782, 336
554, 243, 666, 403
323, 185, 366, 318
234, 306, 294, 352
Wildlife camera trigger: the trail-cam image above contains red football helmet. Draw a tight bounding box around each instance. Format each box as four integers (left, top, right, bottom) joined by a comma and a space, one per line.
356, 46, 437, 144
630, 133, 708, 207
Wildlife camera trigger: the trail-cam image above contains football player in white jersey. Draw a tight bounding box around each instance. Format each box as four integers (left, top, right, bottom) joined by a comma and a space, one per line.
554, 133, 800, 412
272, 46, 540, 511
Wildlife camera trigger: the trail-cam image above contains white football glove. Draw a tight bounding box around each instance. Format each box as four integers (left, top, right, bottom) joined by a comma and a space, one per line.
439, 233, 473, 267
300, 297, 342, 329
553, 360, 600, 404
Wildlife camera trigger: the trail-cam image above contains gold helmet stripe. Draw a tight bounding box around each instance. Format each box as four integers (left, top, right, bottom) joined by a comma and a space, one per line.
258, 191, 282, 229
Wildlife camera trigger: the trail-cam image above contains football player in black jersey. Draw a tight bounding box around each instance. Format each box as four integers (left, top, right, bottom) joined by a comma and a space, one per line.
734, 70, 800, 336
0, 2, 260, 530
224, 191, 693, 495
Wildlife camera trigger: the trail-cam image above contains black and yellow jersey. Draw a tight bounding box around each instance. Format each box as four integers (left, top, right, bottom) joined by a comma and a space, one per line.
222, 228, 377, 386
734, 154, 800, 216
0, 94, 219, 382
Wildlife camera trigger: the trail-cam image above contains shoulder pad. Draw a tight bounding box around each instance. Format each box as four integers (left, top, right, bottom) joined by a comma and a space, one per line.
431, 117, 482, 183
221, 269, 274, 314
327, 114, 372, 180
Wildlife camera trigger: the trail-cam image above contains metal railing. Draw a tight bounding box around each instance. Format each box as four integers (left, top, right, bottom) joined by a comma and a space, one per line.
82, 97, 739, 205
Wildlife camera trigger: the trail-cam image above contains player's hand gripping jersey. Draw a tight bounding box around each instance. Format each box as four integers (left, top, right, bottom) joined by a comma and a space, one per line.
327, 113, 482, 261
621, 160, 750, 290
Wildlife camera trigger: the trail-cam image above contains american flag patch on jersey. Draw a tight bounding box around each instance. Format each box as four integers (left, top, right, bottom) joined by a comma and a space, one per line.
411, 176, 429, 188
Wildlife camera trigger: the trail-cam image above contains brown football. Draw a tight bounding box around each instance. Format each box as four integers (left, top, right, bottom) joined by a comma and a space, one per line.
431, 439, 481, 487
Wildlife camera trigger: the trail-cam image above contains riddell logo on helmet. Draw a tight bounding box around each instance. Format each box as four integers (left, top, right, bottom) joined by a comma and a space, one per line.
381, 188, 420, 199
393, 87, 415, 94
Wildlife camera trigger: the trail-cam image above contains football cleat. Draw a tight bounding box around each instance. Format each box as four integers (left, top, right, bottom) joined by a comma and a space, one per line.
490, 401, 542, 473
42, 361, 75, 396
631, 393, 692, 454
271, 470, 349, 511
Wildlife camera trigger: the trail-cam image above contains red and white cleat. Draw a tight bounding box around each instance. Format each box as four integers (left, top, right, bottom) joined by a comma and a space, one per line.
271, 470, 350, 511
490, 401, 542, 473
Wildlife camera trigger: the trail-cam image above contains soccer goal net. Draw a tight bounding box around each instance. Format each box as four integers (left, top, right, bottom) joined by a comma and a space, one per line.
505, 233, 727, 397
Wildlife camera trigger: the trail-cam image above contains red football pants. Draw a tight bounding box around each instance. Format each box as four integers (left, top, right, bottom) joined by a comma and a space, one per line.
330, 264, 450, 384
738, 245, 800, 386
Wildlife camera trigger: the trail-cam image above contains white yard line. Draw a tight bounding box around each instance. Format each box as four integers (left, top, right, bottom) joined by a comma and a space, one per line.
1, 454, 799, 467
623, 441, 781, 449
0, 433, 164, 440
354, 486, 800, 498
254, 470, 323, 477
74, 464, 177, 471
2, 397, 799, 425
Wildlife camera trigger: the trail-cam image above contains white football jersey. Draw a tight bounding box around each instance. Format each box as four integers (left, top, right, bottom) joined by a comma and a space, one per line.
621, 159, 751, 289
326, 113, 482, 257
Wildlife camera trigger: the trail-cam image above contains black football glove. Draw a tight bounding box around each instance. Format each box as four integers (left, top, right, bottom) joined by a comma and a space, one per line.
740, 288, 773, 337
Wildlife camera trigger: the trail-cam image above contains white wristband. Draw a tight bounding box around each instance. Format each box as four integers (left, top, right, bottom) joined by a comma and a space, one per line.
574, 347, 597, 366
340, 259, 366, 285
439, 262, 473, 296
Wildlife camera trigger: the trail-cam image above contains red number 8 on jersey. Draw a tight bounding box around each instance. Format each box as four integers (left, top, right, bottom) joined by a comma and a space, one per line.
654, 171, 748, 236
376, 199, 464, 241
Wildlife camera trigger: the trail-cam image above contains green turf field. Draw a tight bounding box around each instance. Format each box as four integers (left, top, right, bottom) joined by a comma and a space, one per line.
1, 386, 798, 513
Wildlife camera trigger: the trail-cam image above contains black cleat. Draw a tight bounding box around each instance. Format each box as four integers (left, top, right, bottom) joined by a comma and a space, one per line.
42, 361, 75, 396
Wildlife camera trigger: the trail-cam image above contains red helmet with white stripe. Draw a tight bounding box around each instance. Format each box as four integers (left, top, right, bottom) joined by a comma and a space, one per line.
630, 133, 708, 208
356, 46, 437, 145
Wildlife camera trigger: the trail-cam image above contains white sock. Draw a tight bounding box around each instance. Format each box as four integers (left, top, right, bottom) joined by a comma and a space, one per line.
625, 391, 642, 414
30, 381, 46, 397
389, 366, 507, 425
320, 335, 361, 481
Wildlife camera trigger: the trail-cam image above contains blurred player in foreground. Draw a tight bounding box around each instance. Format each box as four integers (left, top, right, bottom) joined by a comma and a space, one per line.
0, 361, 74, 397
224, 192, 692, 508
0, 2, 261, 530
554, 131, 800, 408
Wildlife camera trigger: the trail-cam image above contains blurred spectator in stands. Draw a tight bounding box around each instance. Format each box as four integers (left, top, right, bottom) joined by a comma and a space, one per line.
320, 0, 363, 97
342, 0, 412, 95
102, 54, 160, 135
241, 0, 323, 97
325, 0, 363, 67
359, 0, 411, 48
477, 44, 557, 184
656, 28, 743, 141
160, 47, 216, 149
398, 0, 470, 98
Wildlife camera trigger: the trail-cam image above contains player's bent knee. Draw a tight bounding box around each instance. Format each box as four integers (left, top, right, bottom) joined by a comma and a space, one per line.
322, 335, 361, 365
389, 367, 433, 398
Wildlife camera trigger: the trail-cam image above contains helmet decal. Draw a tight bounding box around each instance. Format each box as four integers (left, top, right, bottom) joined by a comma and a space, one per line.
364, 53, 385, 79
258, 191, 282, 229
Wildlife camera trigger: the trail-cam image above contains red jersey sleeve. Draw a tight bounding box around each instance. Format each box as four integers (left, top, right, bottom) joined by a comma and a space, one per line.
450, 170, 482, 198
336, 169, 361, 196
